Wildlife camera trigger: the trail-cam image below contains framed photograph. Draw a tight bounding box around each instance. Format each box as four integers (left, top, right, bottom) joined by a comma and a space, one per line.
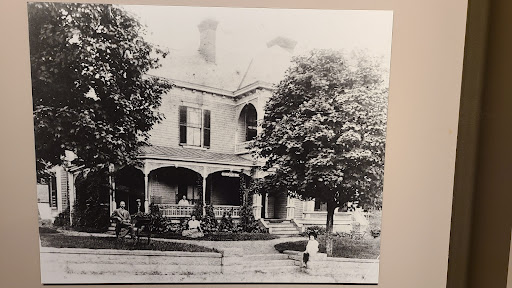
0, 0, 470, 287
28, 2, 392, 284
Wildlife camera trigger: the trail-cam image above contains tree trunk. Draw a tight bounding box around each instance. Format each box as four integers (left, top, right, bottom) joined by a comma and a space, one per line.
326, 200, 336, 257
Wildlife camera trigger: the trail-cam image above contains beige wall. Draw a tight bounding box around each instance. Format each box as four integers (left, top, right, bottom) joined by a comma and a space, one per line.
0, 0, 471, 287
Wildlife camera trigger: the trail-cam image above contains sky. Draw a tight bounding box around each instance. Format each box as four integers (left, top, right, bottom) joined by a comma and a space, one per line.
123, 5, 394, 67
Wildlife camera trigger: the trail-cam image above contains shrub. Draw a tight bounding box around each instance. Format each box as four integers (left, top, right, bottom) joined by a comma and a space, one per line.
72, 169, 110, 231
53, 208, 70, 227
238, 203, 260, 233
39, 226, 60, 234
191, 201, 203, 219
300, 225, 326, 236
180, 217, 190, 231
39, 219, 53, 228
218, 212, 234, 232
72, 203, 110, 231
200, 205, 218, 233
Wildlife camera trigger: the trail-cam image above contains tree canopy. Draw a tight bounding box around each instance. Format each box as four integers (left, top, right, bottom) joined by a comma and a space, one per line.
28, 3, 172, 177
252, 49, 388, 251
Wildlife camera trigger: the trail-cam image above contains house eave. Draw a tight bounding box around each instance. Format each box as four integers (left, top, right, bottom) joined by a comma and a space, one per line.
137, 154, 259, 168
147, 74, 274, 100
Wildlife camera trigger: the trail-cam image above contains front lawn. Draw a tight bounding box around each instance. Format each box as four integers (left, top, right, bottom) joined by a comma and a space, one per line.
40, 232, 218, 253
153, 232, 279, 241
274, 235, 380, 259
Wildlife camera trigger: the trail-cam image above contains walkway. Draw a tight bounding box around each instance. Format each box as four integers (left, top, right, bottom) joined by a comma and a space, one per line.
41, 230, 379, 284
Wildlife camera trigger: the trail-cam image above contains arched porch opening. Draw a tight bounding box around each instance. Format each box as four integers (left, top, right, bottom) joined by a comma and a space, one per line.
149, 167, 203, 206
205, 171, 252, 218
114, 166, 145, 214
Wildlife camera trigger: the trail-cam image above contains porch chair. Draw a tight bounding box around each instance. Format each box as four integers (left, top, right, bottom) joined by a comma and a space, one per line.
133, 217, 152, 245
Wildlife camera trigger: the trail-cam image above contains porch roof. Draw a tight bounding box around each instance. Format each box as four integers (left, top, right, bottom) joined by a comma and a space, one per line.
139, 145, 257, 166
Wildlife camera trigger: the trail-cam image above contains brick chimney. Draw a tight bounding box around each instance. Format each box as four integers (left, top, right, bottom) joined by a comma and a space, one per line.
267, 36, 297, 53
198, 19, 219, 64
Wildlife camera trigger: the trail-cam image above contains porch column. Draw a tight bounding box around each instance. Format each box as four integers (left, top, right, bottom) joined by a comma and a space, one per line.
202, 167, 207, 216
253, 194, 262, 220
264, 193, 269, 218
286, 196, 295, 220
55, 167, 63, 213
305, 200, 315, 218
144, 173, 149, 213
67, 172, 75, 226
108, 164, 116, 215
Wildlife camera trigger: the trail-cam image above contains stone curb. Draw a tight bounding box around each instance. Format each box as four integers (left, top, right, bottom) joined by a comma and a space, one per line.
282, 250, 379, 263
40, 247, 222, 258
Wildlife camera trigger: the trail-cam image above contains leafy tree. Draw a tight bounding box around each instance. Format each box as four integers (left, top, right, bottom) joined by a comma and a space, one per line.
252, 49, 388, 256
72, 169, 111, 231
27, 2, 172, 178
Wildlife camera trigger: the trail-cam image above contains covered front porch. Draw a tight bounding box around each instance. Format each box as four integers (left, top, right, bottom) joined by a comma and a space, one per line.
109, 146, 262, 220
149, 167, 251, 219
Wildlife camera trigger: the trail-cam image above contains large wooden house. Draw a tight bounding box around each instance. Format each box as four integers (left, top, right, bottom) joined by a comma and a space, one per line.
37, 19, 367, 234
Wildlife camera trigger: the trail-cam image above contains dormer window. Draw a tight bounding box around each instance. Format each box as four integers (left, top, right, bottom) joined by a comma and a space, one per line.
179, 106, 211, 148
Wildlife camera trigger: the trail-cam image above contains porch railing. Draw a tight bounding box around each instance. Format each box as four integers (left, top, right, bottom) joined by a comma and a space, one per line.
213, 205, 241, 218
156, 204, 241, 218
157, 204, 195, 218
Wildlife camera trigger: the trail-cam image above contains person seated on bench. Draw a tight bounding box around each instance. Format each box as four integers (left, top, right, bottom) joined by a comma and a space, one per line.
111, 201, 137, 241
181, 215, 204, 238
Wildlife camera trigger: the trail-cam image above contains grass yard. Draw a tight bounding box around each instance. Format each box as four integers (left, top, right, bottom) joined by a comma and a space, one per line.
40, 231, 218, 253
274, 235, 380, 259
153, 232, 279, 241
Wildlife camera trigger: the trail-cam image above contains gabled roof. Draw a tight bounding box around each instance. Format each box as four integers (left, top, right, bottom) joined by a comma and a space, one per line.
148, 19, 296, 93
140, 145, 256, 166
150, 50, 249, 91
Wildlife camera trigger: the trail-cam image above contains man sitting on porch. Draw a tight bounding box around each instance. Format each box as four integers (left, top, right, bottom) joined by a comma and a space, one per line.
111, 201, 137, 241
178, 195, 190, 206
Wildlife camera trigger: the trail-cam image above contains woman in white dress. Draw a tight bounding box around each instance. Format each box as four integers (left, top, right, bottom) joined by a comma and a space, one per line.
303, 232, 319, 268
181, 215, 204, 238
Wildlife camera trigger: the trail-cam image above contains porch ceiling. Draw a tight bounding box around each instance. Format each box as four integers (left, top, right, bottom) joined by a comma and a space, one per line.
139, 145, 256, 167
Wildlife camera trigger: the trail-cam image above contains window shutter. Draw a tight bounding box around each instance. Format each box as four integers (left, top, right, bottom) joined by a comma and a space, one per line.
179, 106, 187, 144
203, 110, 211, 147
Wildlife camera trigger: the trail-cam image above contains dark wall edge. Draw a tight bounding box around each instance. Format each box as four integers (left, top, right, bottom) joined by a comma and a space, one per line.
446, 0, 490, 287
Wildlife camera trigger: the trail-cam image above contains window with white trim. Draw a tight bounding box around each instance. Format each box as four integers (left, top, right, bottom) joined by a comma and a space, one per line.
179, 106, 211, 148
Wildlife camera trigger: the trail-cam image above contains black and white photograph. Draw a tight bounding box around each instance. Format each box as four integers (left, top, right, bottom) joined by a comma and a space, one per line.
29, 2, 392, 284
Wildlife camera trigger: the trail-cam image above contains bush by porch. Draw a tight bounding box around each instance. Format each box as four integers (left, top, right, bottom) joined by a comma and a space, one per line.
146, 203, 268, 235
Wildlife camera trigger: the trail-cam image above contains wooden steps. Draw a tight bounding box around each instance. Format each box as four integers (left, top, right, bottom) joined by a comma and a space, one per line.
263, 219, 301, 235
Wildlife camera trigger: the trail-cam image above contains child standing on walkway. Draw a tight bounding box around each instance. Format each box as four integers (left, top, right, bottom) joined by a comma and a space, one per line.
303, 232, 319, 268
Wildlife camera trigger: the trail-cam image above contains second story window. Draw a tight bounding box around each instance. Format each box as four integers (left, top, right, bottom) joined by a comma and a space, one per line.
245, 107, 257, 141
179, 106, 211, 148
239, 104, 257, 142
